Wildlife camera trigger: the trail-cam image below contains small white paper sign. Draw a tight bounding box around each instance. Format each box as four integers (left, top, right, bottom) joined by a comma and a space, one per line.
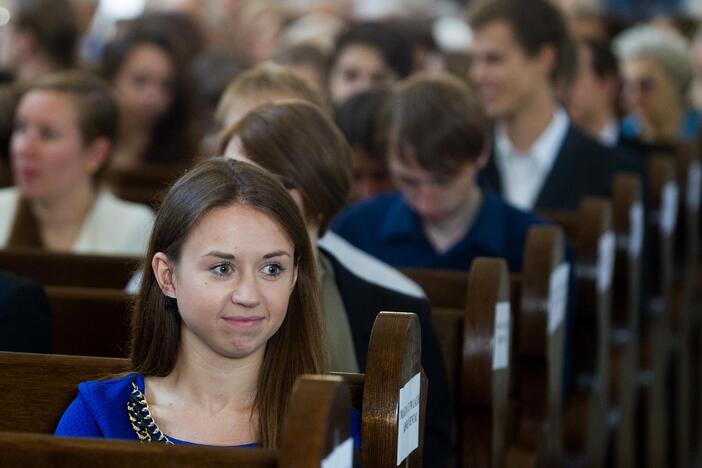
548, 263, 570, 335
687, 162, 702, 211
396, 372, 421, 465
492, 302, 510, 370
597, 231, 615, 293
629, 202, 644, 258
321, 437, 353, 468
660, 182, 679, 236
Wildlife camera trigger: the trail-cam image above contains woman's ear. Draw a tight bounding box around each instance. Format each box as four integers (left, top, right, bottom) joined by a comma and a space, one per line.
83, 137, 111, 175
291, 264, 298, 291
152, 252, 177, 298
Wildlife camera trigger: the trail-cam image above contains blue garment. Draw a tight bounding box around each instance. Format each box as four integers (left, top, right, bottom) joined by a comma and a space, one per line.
55, 373, 361, 449
620, 109, 701, 142
331, 189, 547, 272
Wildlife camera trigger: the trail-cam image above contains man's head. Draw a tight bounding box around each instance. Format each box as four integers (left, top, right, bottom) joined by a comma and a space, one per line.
469, 0, 573, 119
381, 73, 488, 224
567, 40, 620, 131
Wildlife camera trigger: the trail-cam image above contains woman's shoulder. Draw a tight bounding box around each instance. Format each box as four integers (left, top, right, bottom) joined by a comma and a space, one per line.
55, 373, 143, 439
94, 190, 155, 223
75, 191, 155, 256
0, 187, 19, 247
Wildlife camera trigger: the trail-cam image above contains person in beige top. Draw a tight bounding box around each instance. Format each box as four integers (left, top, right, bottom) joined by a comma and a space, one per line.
0, 70, 154, 256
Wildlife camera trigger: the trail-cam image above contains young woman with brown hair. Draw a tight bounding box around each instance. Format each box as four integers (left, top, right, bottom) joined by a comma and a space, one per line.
56, 158, 327, 447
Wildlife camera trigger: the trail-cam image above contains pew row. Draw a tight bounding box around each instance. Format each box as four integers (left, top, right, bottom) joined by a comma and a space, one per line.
0, 311, 427, 467
0, 374, 353, 467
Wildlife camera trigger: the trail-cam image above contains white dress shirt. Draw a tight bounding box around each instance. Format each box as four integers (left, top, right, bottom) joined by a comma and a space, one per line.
494, 108, 569, 210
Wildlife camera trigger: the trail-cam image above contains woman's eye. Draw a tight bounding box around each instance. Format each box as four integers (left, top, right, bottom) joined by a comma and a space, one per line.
261, 264, 283, 278
213, 263, 232, 276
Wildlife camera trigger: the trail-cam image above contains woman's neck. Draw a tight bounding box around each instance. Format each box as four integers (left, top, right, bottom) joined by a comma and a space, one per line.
30, 180, 95, 251
646, 104, 684, 143
153, 329, 263, 415
112, 124, 150, 170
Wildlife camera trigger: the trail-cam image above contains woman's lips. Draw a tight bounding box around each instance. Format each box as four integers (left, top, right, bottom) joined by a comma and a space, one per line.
222, 316, 265, 330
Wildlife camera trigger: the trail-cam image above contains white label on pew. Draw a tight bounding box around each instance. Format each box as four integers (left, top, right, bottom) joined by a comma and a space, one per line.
597, 231, 615, 293
321, 437, 353, 468
687, 161, 702, 211
397, 372, 421, 465
660, 182, 679, 236
548, 263, 570, 335
629, 202, 644, 258
492, 302, 511, 370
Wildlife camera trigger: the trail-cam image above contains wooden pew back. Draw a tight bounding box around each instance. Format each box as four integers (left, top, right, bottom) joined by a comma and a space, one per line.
0, 375, 352, 467
45, 286, 132, 358
0, 248, 139, 289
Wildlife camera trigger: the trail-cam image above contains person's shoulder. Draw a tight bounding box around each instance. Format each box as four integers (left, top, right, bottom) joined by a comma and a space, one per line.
0, 186, 18, 202
0, 271, 45, 306
333, 192, 400, 228
78, 373, 141, 403
95, 191, 155, 223
318, 231, 426, 299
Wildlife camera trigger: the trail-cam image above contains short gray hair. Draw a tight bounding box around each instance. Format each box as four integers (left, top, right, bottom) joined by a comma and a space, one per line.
614, 25, 692, 97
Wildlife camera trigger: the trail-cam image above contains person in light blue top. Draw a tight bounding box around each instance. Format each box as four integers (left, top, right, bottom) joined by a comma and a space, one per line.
56, 158, 346, 448
615, 24, 701, 143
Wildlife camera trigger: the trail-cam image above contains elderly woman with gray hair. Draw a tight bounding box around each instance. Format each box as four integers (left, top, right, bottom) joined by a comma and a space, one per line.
615, 25, 700, 143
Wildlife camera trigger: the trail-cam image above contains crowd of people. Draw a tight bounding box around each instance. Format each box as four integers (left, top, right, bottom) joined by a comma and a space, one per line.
1, 0, 702, 465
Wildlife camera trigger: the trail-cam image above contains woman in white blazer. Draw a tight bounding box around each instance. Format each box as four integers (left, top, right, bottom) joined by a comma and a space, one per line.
0, 70, 154, 256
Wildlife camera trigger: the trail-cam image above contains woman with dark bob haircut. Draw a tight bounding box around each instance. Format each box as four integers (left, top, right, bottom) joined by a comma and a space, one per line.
56, 158, 328, 448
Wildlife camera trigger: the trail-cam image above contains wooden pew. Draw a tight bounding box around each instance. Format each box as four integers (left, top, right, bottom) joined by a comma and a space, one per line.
542, 197, 614, 468
637, 156, 679, 468
0, 374, 354, 467
608, 174, 645, 468
404, 225, 568, 467
105, 164, 189, 210
0, 311, 427, 467
0, 248, 139, 289
45, 286, 132, 358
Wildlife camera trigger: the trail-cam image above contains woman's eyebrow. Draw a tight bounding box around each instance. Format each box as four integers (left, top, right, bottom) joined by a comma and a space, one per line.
263, 250, 292, 259
202, 251, 235, 260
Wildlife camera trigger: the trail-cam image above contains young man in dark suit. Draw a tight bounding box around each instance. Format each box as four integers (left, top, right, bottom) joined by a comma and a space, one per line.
0, 271, 51, 352
469, 0, 641, 211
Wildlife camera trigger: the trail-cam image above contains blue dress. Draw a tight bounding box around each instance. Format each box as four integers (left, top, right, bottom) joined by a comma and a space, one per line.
55, 373, 360, 449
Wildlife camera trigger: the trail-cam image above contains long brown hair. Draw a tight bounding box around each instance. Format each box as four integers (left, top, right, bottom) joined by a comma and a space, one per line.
130, 158, 326, 447
217, 101, 352, 235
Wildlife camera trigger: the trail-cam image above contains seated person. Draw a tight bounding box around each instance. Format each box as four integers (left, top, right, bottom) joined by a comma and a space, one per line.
332, 74, 546, 273
335, 88, 394, 202
218, 102, 452, 467
615, 24, 700, 143
55, 159, 354, 447
0, 71, 155, 256
0, 271, 50, 353
215, 62, 330, 132
327, 21, 412, 107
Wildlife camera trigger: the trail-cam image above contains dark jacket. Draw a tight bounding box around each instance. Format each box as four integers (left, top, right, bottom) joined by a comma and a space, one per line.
0, 271, 51, 353
318, 233, 453, 468
482, 124, 644, 211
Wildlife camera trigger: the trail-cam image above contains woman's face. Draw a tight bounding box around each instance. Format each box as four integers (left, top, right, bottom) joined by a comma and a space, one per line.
155, 203, 297, 360
621, 57, 681, 130
328, 44, 397, 105
113, 43, 175, 129
11, 90, 102, 201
